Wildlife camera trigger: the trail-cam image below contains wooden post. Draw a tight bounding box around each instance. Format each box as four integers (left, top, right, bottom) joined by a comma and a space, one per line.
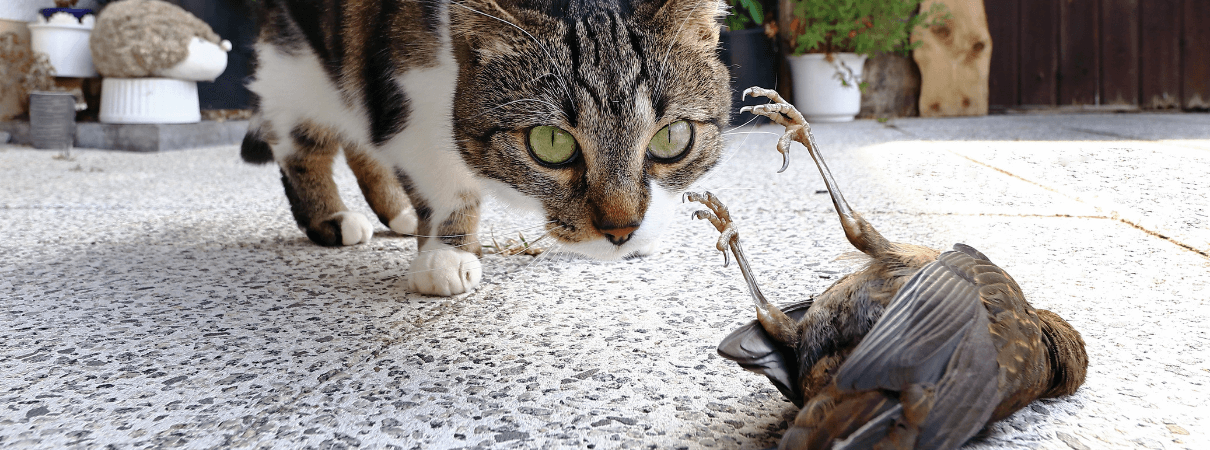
913, 0, 993, 116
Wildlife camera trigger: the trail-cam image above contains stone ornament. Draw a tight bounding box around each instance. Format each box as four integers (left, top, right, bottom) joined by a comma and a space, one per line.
88, 0, 230, 82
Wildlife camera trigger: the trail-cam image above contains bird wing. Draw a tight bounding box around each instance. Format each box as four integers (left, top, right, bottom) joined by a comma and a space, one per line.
717, 298, 814, 405
834, 244, 1004, 450
834, 247, 986, 391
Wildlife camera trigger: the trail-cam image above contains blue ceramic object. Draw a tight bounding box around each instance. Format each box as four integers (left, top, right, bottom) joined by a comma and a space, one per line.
38, 8, 94, 22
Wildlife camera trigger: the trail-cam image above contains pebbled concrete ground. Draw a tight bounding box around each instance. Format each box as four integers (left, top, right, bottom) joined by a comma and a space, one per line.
1, 113, 1208, 449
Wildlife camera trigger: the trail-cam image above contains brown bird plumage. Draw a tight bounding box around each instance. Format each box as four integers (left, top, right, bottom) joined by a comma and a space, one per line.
687, 88, 1088, 450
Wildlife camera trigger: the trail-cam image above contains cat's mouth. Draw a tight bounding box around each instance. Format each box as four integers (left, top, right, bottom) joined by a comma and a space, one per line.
479, 179, 677, 260
543, 211, 644, 248
540, 185, 679, 260
533, 208, 658, 259
548, 231, 659, 260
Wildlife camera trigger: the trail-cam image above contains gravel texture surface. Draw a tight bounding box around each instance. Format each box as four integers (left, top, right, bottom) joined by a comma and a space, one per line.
1, 113, 1208, 449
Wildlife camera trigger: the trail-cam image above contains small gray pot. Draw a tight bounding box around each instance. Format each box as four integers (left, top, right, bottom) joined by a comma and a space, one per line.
29, 91, 77, 150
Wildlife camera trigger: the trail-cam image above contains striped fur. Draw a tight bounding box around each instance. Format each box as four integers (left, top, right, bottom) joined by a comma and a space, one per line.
242, 0, 731, 295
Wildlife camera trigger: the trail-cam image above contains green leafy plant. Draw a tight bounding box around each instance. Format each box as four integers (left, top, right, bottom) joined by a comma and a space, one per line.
725, 0, 765, 31
787, 0, 947, 56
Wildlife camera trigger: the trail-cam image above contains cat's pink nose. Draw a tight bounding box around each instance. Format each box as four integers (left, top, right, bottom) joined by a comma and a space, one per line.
600, 225, 639, 246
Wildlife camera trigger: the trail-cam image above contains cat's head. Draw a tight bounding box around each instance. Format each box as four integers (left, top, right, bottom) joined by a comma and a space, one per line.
451, 0, 731, 259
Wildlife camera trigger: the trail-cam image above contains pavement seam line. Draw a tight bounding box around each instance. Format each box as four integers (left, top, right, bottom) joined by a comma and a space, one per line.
861, 211, 1110, 220
942, 148, 1210, 259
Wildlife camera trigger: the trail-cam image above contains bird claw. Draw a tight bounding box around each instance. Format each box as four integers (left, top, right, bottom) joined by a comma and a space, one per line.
687, 191, 740, 266
741, 86, 779, 102
741, 86, 821, 173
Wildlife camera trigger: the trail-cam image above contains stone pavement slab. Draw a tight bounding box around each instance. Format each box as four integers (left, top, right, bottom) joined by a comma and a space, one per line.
1, 113, 1208, 449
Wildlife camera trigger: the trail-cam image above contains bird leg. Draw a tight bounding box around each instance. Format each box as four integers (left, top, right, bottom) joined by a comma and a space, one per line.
740, 87, 891, 258
686, 191, 800, 348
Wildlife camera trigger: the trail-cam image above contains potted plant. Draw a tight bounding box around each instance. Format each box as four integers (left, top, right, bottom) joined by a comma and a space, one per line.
0, 30, 77, 149
719, 0, 777, 125
27, 0, 97, 78
782, 0, 944, 122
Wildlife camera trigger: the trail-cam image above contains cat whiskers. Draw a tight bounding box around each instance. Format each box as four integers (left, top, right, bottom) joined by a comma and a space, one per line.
721, 131, 784, 137
696, 110, 782, 188
514, 238, 566, 276
400, 223, 556, 278
691, 139, 750, 189
483, 224, 558, 256
406, 220, 553, 242
400, 230, 560, 278
721, 106, 764, 134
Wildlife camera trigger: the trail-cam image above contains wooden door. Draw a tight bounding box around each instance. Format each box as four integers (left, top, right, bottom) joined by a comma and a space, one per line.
986, 0, 1210, 111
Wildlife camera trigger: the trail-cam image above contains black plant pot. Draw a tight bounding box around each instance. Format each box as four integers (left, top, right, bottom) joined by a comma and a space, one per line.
719, 28, 777, 126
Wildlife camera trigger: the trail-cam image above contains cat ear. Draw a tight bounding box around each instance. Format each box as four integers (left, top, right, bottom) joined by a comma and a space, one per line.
643, 0, 726, 48
450, 0, 545, 60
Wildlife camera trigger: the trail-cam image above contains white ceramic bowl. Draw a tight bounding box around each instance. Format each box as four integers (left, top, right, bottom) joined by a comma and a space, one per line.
100, 78, 201, 124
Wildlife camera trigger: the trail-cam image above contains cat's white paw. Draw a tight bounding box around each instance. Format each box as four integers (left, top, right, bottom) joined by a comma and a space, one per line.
331, 211, 374, 245
407, 248, 482, 296
388, 206, 418, 235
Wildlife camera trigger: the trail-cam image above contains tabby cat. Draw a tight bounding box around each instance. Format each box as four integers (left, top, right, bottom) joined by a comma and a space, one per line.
240, 0, 731, 296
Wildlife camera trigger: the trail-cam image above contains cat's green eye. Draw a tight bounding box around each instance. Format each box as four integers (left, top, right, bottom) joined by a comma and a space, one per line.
527, 126, 579, 166
648, 120, 694, 162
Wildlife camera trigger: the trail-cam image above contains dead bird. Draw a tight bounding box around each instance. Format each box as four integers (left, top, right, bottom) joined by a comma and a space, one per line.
686, 87, 1088, 450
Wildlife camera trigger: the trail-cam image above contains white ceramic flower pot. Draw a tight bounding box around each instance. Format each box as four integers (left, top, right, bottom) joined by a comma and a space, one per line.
100, 78, 201, 124
28, 12, 97, 78
787, 53, 868, 123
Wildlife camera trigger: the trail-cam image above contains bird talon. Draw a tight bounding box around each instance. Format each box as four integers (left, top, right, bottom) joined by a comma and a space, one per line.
690, 191, 743, 265
684, 191, 708, 206
742, 87, 758, 101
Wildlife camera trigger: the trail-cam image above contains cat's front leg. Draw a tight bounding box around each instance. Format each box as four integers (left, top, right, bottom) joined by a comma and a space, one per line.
396, 172, 484, 296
